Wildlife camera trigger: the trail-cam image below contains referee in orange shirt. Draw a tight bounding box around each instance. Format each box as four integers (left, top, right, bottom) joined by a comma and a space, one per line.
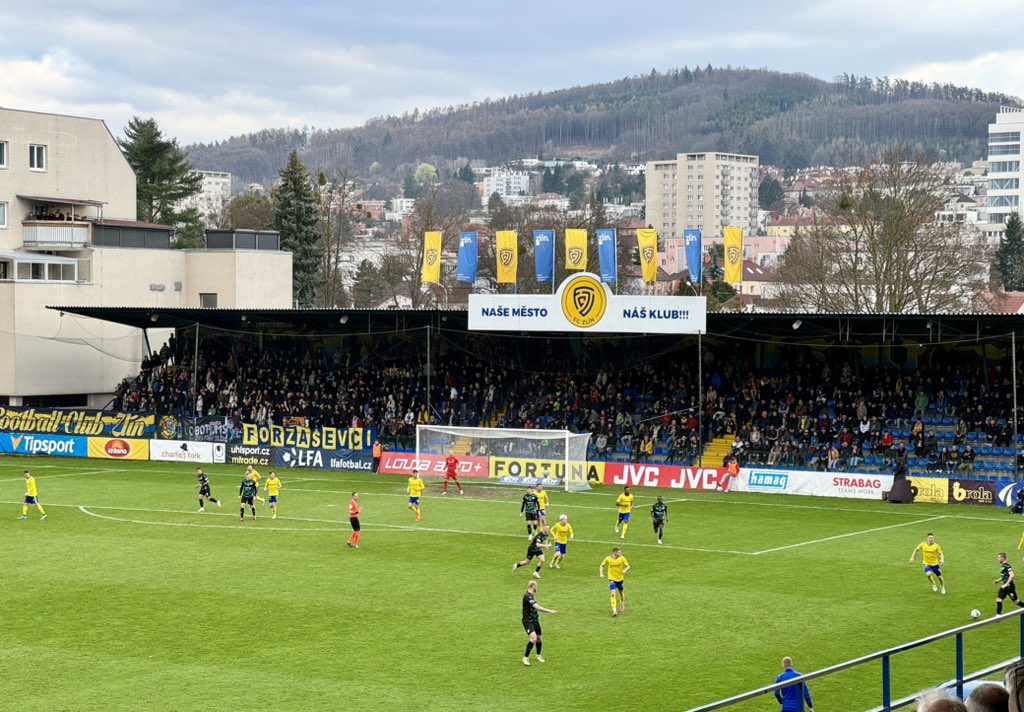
347, 492, 362, 548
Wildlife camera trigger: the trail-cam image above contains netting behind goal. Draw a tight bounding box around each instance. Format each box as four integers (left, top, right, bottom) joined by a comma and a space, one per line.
416, 425, 592, 491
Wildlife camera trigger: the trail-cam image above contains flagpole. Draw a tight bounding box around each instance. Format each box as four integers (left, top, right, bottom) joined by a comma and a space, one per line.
551, 230, 556, 296
697, 330, 704, 468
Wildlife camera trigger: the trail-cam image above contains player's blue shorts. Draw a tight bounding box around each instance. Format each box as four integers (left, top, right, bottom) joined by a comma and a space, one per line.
539, 509, 546, 518
409, 497, 420, 505
609, 580, 624, 592
24, 496, 36, 505
618, 512, 631, 523
924, 565, 942, 577
555, 542, 567, 555
268, 496, 278, 504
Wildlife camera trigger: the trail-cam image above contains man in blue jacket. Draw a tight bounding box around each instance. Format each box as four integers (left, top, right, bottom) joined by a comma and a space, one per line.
775, 656, 814, 712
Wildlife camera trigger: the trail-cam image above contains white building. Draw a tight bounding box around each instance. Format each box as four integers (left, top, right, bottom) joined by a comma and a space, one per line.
178, 169, 232, 226
0, 108, 291, 405
482, 170, 530, 204
984, 106, 1024, 242
646, 152, 760, 239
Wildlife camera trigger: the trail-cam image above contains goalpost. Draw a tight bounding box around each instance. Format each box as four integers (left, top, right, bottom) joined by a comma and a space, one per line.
416, 425, 593, 492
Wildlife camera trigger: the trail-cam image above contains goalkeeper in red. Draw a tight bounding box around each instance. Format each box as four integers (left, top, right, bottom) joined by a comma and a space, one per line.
442, 451, 464, 495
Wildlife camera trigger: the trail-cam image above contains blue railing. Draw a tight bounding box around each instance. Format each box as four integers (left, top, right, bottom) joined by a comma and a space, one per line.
687, 608, 1024, 711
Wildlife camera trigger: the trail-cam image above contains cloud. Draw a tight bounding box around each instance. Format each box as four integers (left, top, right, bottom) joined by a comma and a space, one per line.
898, 51, 1024, 101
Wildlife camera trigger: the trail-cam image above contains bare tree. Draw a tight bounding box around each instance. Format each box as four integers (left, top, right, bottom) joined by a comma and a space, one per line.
316, 170, 357, 308
774, 145, 991, 313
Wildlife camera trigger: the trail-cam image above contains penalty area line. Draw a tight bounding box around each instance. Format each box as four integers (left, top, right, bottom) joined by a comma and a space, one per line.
751, 515, 947, 555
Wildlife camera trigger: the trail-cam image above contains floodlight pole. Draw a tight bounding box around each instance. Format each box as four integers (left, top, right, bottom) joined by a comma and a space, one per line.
698, 330, 704, 467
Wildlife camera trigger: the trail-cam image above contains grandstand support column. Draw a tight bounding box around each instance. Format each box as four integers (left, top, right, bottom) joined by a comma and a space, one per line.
1014, 331, 1019, 448
698, 331, 704, 467
192, 322, 200, 416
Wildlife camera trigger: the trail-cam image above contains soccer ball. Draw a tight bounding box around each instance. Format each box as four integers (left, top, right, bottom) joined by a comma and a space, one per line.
971, 609, 982, 619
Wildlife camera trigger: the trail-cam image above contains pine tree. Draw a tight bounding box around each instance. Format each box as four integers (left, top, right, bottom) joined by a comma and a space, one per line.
117, 117, 202, 225
997, 213, 1024, 291
273, 151, 323, 307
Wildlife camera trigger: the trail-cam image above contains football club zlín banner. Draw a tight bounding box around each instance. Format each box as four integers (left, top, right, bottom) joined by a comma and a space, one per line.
421, 231, 441, 283
636, 228, 658, 283
684, 229, 702, 284
596, 229, 617, 283
533, 230, 554, 283
564, 229, 587, 271
723, 227, 743, 284
455, 231, 478, 283
495, 230, 518, 284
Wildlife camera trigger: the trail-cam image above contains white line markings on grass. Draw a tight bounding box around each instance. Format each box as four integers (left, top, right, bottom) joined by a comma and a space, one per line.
287, 486, 629, 512
77, 506, 341, 532
751, 515, 948, 555
0, 468, 121, 482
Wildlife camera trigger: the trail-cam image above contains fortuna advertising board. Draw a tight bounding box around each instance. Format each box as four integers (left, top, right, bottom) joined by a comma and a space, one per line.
468, 272, 706, 334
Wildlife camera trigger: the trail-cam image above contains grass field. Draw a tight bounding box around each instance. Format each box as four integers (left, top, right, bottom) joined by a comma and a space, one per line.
2, 457, 1023, 711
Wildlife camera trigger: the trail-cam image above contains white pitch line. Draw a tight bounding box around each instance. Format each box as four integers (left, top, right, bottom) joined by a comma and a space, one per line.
24, 500, 750, 555
0, 468, 121, 482
751, 515, 948, 555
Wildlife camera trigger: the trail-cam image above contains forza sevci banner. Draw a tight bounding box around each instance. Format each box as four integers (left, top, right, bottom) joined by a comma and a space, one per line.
468, 272, 707, 334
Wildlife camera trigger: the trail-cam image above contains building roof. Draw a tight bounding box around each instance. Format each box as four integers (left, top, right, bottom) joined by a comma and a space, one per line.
93, 218, 173, 230
16, 194, 106, 207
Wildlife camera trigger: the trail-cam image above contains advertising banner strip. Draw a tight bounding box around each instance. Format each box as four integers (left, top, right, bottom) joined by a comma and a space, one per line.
0, 433, 87, 458
735, 468, 895, 500
469, 272, 706, 334
603, 462, 727, 490
0, 406, 154, 438
87, 437, 150, 461
533, 230, 554, 283
149, 440, 216, 464
684, 229, 702, 284
240, 424, 374, 451
274, 447, 373, 472
380, 452, 490, 478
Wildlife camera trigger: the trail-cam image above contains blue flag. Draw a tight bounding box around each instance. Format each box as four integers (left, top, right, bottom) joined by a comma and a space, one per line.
596, 229, 617, 283
533, 229, 554, 283
684, 229, 702, 284
455, 231, 478, 283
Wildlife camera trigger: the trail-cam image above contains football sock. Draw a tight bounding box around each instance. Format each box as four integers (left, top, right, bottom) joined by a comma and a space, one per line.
354, 532, 361, 545
621, 523, 629, 537
515, 562, 523, 570
251, 507, 257, 516
610, 593, 617, 612
526, 524, 533, 535
22, 505, 28, 516
525, 642, 534, 657
998, 602, 1004, 614
210, 498, 218, 504
535, 565, 542, 573
1018, 600, 1024, 609
535, 641, 542, 654
240, 508, 245, 518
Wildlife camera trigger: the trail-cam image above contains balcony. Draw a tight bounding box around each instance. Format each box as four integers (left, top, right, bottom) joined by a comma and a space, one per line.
22, 220, 91, 249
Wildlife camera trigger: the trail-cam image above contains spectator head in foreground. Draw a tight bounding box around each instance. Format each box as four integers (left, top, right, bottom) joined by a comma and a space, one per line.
917, 688, 968, 712
1005, 661, 1024, 712
965, 681, 1008, 712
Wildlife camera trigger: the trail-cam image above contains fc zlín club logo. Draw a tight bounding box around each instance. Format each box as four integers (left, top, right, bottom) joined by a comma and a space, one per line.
567, 247, 584, 267
426, 249, 438, 266
498, 248, 514, 267
641, 246, 654, 264
727, 246, 740, 265
561, 274, 607, 328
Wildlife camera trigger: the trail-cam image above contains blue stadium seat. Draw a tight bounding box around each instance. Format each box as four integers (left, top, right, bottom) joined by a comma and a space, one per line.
942, 418, 955, 427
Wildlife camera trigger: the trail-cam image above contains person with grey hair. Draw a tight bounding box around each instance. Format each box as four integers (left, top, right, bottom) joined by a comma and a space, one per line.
917, 688, 967, 711
1004, 660, 1024, 712
965, 682, 1008, 712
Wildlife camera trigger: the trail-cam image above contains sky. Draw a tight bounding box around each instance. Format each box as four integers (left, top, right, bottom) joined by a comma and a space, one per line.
2, 0, 1024, 145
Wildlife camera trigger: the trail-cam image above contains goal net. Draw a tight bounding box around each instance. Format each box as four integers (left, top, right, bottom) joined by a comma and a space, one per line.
416, 425, 593, 492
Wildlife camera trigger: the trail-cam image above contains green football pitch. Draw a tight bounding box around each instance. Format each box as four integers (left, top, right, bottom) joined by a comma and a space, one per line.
2, 457, 1022, 711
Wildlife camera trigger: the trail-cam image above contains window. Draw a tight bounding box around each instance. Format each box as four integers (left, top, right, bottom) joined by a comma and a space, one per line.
199, 293, 218, 308
989, 195, 1020, 208
989, 144, 1020, 156
990, 161, 1021, 173
29, 144, 46, 171
0, 201, 6, 228
0, 141, 7, 168
990, 132, 1021, 143
990, 178, 1020, 190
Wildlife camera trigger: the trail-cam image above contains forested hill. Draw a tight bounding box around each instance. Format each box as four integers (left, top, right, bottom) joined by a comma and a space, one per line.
185, 67, 1021, 185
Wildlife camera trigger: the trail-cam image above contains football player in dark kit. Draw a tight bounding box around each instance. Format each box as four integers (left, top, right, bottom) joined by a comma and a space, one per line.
521, 580, 557, 666
239, 472, 258, 521
995, 552, 1024, 614
195, 468, 221, 512
513, 525, 551, 579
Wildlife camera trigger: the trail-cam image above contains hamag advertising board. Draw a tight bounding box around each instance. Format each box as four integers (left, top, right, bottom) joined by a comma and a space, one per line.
468, 273, 706, 334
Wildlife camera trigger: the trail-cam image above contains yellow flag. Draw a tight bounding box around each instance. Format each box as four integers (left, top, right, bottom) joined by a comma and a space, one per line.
495, 230, 518, 284
723, 227, 743, 284
421, 231, 441, 284
636, 228, 658, 283
564, 229, 587, 271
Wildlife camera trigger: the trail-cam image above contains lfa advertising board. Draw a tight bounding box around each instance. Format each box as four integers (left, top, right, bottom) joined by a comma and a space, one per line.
468, 273, 706, 334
